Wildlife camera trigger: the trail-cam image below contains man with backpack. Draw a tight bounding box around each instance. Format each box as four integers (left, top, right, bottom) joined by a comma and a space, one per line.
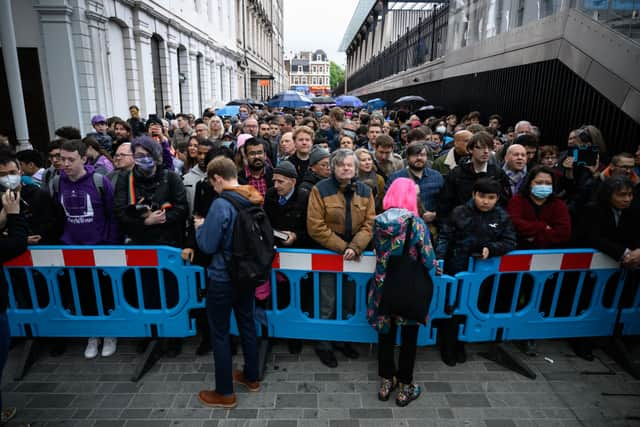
196, 156, 273, 409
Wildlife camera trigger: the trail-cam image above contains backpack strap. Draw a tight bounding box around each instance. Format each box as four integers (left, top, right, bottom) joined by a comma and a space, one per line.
220, 192, 243, 212
48, 175, 60, 198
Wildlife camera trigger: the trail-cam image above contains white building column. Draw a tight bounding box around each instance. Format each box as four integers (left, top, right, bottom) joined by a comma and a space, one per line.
188, 49, 199, 114
86, 9, 109, 116
34, 1, 84, 135
133, 28, 154, 116
0, 0, 31, 150
122, 27, 141, 109
166, 41, 180, 112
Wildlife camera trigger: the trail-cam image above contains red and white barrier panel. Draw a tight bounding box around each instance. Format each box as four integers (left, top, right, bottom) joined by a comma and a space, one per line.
499, 252, 619, 273
4, 249, 159, 268
272, 252, 376, 273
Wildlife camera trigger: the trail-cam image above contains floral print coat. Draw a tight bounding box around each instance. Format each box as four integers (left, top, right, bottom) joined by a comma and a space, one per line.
366, 208, 436, 333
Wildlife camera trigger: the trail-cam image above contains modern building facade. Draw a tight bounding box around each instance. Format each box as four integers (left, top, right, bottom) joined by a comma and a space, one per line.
287, 49, 330, 96
236, 0, 286, 100
339, 0, 640, 155
0, 0, 284, 151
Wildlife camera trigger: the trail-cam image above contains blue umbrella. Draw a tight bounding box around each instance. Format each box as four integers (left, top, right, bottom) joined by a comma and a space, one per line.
267, 91, 312, 109
335, 95, 363, 108
215, 105, 240, 117
366, 98, 386, 112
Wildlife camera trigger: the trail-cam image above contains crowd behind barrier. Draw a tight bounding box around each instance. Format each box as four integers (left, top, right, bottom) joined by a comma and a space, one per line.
3, 245, 637, 379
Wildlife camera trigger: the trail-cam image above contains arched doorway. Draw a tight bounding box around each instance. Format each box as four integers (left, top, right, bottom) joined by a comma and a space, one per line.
150, 34, 165, 115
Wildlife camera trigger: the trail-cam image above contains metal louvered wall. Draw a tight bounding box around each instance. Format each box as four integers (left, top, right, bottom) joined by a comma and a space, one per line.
362, 60, 640, 154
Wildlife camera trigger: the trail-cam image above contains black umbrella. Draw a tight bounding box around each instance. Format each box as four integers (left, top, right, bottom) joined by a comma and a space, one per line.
393, 95, 427, 105
414, 105, 447, 121
311, 96, 336, 104
226, 98, 264, 107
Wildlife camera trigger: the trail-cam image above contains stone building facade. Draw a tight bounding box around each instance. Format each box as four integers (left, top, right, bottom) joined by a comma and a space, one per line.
235, 0, 286, 100
0, 0, 259, 150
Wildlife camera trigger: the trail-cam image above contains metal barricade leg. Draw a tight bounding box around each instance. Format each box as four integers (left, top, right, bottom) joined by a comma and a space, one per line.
481, 341, 537, 380
132, 338, 162, 382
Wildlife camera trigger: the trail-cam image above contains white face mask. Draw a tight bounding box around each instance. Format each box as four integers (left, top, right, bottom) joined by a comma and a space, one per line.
436, 125, 446, 134
0, 174, 21, 190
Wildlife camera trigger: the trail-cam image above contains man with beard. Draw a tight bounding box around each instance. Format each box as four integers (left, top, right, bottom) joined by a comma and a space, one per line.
112, 119, 132, 150
183, 138, 214, 215
438, 131, 511, 218
372, 134, 403, 182
503, 144, 528, 195
387, 142, 444, 225
238, 137, 273, 198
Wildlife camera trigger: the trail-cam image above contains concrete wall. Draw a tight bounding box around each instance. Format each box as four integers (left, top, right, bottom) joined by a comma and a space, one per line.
349, 8, 640, 124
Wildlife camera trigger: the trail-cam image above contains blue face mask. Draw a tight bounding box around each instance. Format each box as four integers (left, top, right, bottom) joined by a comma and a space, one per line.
135, 156, 155, 172
239, 112, 249, 120
222, 140, 232, 148
531, 184, 553, 199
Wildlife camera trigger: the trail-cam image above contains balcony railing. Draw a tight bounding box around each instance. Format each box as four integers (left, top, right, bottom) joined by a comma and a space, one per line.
347, 4, 449, 91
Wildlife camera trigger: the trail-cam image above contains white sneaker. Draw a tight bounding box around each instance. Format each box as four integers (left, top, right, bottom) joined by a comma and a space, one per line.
101, 337, 117, 357
84, 338, 99, 359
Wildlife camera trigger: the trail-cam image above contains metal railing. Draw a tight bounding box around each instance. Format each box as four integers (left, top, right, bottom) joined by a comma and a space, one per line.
347, 4, 449, 92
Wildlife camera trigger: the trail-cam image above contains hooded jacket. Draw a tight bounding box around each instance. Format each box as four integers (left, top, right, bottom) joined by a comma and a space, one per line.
437, 199, 517, 274
54, 165, 119, 245
307, 176, 375, 255
0, 213, 28, 313
196, 185, 263, 282
367, 208, 436, 333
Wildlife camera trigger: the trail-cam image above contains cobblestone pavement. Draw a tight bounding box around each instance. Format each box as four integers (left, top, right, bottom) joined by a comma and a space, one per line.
2, 338, 639, 426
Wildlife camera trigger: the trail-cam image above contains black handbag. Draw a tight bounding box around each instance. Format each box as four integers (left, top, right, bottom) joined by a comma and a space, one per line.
379, 218, 434, 324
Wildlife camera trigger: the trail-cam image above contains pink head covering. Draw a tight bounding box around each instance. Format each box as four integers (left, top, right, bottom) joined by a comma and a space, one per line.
236, 133, 253, 150
383, 177, 419, 216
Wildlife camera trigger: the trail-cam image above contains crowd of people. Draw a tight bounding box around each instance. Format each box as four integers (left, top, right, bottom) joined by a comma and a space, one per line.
0, 102, 639, 411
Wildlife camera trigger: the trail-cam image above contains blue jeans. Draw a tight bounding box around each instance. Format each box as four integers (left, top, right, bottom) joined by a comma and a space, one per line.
206, 280, 258, 396
0, 312, 10, 410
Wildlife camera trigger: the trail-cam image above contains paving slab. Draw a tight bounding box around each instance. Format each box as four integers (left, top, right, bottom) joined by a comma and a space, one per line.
1, 338, 638, 426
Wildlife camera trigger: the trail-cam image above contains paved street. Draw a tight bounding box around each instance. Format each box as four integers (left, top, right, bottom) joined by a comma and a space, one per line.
2, 338, 639, 426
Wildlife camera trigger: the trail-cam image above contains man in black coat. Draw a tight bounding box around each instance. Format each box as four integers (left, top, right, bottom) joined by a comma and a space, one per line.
264, 161, 308, 248
438, 132, 511, 218
0, 188, 28, 422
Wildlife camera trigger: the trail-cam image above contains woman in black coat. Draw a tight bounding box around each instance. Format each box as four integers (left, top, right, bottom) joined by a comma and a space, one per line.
574, 176, 640, 359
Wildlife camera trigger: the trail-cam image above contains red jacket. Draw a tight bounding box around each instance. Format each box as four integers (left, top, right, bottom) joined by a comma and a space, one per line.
507, 194, 572, 249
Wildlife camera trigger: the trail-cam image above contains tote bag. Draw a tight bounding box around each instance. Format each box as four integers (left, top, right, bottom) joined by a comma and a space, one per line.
379, 218, 434, 323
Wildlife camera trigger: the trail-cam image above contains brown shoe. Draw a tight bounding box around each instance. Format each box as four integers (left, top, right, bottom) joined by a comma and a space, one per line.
198, 390, 237, 408
233, 369, 260, 392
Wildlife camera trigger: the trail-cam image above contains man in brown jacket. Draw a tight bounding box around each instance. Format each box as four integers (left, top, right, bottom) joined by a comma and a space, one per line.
307, 148, 375, 367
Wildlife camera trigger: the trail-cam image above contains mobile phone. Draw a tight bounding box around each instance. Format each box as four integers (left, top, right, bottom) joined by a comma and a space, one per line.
573, 146, 599, 167
273, 230, 289, 241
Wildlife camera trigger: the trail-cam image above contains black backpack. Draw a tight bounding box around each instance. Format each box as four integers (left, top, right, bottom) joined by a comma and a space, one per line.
221, 193, 275, 290
379, 218, 434, 324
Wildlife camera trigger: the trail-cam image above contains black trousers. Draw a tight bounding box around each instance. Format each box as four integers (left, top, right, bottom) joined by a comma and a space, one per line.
378, 323, 419, 384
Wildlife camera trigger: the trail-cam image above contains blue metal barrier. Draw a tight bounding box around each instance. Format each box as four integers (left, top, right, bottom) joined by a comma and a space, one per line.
454, 249, 624, 342
4, 245, 637, 380
230, 249, 455, 346
4, 246, 206, 339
